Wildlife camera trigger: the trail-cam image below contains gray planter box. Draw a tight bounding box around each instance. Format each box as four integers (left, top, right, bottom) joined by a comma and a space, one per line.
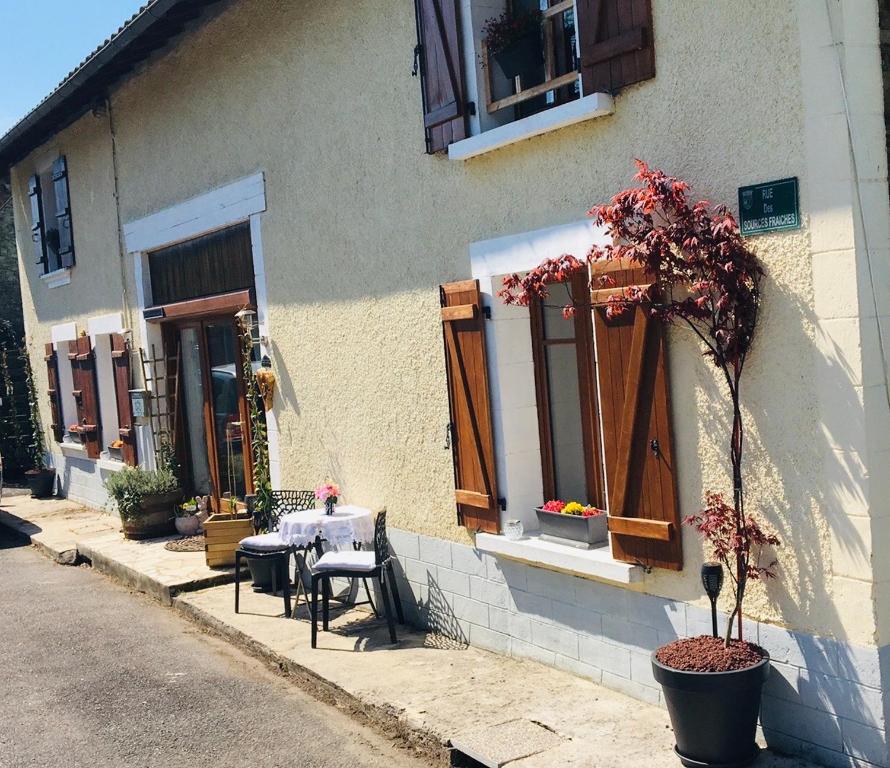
535, 508, 608, 549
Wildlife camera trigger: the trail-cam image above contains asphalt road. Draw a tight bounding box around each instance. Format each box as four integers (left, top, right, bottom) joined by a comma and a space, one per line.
0, 527, 433, 768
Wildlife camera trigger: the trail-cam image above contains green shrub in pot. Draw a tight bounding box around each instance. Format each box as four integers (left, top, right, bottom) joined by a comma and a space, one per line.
104, 466, 181, 540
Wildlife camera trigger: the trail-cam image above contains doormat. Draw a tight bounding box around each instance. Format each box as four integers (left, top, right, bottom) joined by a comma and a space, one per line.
164, 535, 205, 553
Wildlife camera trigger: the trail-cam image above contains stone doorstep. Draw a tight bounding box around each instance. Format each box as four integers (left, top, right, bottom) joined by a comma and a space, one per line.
0, 496, 241, 601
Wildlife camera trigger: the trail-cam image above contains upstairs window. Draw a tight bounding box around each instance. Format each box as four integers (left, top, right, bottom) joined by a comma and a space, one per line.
413, 0, 656, 153
29, 156, 75, 274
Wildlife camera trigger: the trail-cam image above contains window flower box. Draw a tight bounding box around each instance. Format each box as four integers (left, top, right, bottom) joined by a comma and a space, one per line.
535, 501, 608, 549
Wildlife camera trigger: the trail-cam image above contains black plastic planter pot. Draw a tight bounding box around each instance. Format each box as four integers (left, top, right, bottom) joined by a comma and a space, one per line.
652, 653, 770, 768
492, 32, 543, 80
247, 556, 289, 594
25, 468, 56, 498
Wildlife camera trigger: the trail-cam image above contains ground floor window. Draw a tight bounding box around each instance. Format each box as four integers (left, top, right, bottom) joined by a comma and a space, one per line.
528, 273, 604, 507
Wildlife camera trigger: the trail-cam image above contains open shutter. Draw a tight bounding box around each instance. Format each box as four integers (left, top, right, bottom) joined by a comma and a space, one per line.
593, 263, 682, 570
44, 343, 64, 443
28, 175, 46, 268
68, 336, 101, 459
414, 0, 467, 153
52, 156, 75, 268
111, 334, 137, 466
440, 280, 499, 533
576, 0, 655, 96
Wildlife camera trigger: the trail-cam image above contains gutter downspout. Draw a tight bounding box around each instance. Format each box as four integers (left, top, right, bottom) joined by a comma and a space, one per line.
106, 97, 134, 341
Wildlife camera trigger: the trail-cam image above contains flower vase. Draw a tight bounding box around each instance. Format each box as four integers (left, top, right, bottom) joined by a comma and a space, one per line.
325, 496, 337, 516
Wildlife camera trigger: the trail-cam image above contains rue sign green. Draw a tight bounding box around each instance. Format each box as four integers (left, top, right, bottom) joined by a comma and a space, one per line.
737, 177, 800, 236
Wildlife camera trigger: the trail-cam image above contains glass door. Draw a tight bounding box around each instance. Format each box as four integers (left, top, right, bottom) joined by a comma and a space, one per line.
175, 318, 252, 508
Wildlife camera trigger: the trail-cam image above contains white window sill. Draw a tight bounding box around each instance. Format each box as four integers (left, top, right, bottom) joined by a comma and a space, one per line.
39, 268, 72, 288
59, 441, 87, 458
476, 531, 644, 585
97, 457, 126, 472
448, 92, 614, 161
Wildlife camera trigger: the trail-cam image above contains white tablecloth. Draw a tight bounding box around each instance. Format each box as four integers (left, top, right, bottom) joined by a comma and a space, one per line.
277, 505, 374, 550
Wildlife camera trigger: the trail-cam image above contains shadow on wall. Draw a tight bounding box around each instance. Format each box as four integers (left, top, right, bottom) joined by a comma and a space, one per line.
685, 277, 878, 757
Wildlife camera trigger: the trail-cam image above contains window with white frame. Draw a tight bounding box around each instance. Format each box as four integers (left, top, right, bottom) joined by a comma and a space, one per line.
28, 156, 75, 275
413, 0, 656, 154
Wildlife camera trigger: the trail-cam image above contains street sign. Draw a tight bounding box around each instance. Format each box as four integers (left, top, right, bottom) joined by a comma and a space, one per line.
738, 177, 800, 236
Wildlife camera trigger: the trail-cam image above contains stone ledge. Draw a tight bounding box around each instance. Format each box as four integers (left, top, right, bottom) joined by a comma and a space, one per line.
476, 532, 644, 585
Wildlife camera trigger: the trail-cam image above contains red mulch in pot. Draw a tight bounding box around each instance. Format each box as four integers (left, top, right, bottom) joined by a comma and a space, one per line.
656, 635, 767, 672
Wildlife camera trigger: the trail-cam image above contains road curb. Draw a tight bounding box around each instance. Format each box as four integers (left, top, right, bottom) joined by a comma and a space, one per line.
0, 508, 78, 564
171, 596, 450, 766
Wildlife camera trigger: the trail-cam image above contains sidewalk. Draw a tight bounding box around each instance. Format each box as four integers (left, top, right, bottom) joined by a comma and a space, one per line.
1, 497, 816, 768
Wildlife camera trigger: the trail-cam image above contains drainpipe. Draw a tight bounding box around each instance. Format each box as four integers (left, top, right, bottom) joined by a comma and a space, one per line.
105, 96, 134, 340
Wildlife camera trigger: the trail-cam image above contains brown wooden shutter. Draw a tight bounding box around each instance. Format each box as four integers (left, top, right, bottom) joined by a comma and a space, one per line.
52, 156, 75, 268
68, 336, 101, 459
110, 334, 137, 466
414, 0, 467, 153
44, 343, 64, 443
28, 175, 46, 268
576, 0, 655, 96
592, 263, 682, 570
440, 280, 499, 533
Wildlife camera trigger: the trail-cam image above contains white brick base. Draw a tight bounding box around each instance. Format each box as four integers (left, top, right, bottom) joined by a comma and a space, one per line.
387, 528, 889, 768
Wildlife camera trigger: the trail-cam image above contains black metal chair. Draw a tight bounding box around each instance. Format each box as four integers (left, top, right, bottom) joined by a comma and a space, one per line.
234, 490, 315, 618
310, 509, 404, 647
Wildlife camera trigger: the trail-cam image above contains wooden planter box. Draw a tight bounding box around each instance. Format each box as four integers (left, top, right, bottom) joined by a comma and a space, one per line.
203, 511, 253, 567
535, 508, 608, 549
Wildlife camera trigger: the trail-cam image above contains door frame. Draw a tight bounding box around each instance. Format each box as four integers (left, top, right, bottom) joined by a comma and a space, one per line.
124, 173, 280, 490
166, 315, 255, 512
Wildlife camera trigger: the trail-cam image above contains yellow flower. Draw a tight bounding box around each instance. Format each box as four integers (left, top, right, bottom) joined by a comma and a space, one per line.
563, 501, 585, 516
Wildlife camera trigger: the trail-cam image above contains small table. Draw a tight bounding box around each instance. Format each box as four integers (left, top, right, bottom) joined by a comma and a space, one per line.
277, 505, 375, 617
278, 505, 374, 550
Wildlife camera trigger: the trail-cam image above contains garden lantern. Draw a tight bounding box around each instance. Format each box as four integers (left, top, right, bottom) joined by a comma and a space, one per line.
701, 562, 724, 638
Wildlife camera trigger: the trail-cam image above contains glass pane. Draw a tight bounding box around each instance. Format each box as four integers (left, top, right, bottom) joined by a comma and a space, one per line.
180, 327, 213, 496
541, 302, 574, 340
205, 322, 246, 501
39, 169, 61, 272
545, 343, 587, 502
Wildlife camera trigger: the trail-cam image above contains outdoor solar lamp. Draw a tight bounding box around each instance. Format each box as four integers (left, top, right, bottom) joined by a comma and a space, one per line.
701, 562, 724, 638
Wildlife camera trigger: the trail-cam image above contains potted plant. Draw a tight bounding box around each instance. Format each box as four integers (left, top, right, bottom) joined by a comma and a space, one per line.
104, 465, 182, 539
500, 162, 781, 768
535, 500, 607, 548
21, 346, 55, 498
175, 497, 202, 536
482, 8, 543, 81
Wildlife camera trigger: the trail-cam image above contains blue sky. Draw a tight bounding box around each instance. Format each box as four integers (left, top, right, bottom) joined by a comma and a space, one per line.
0, 1, 146, 136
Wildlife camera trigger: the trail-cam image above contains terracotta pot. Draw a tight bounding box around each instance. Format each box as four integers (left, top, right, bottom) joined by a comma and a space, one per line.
121, 490, 182, 540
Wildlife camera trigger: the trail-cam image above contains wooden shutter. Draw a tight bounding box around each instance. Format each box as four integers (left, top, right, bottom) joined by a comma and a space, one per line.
414, 0, 467, 153
440, 280, 499, 533
111, 334, 137, 466
52, 156, 75, 268
576, 0, 655, 96
592, 263, 682, 570
28, 175, 46, 268
44, 343, 64, 443
68, 336, 101, 459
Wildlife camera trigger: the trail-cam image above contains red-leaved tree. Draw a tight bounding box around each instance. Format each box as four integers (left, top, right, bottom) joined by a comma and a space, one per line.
499, 161, 779, 644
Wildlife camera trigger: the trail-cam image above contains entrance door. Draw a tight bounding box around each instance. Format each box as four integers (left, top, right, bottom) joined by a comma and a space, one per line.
175, 317, 252, 508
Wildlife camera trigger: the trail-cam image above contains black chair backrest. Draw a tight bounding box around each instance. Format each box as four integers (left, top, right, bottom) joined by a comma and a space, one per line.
374, 509, 390, 566
261, 490, 315, 532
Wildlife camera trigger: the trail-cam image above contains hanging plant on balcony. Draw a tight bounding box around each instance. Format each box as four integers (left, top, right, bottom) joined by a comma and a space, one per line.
481, 8, 543, 80
499, 161, 780, 767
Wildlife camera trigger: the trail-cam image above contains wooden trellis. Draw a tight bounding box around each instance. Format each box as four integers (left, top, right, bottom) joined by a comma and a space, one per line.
139, 341, 180, 454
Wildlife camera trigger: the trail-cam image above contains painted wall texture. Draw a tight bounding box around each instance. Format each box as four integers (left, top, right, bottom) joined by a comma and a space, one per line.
10, 0, 890, 660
